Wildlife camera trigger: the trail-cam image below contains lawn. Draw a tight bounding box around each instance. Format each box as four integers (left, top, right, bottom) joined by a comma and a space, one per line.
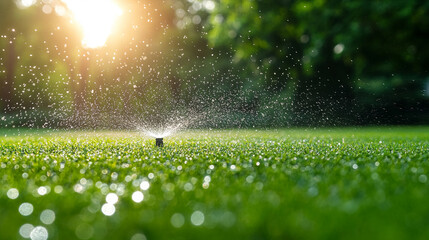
1, 127, 428, 240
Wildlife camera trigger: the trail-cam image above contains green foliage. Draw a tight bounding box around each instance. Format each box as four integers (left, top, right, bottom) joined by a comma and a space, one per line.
208, 0, 429, 124
0, 0, 428, 126
1, 128, 429, 239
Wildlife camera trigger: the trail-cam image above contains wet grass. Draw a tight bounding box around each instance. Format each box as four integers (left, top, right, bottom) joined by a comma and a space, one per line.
1, 127, 428, 240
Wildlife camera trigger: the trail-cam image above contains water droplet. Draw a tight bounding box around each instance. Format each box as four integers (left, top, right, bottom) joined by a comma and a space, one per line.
130, 233, 147, 240
140, 180, 150, 191
30, 226, 48, 240
37, 186, 48, 196
19, 224, 34, 238
184, 182, 193, 191
101, 203, 116, 216
190, 211, 204, 226
334, 43, 344, 54
131, 191, 144, 203
73, 184, 84, 193
106, 193, 119, 204
54, 185, 63, 194
75, 223, 94, 240
40, 209, 56, 225
419, 174, 427, 183
7, 188, 19, 199
170, 213, 185, 228
19, 202, 34, 216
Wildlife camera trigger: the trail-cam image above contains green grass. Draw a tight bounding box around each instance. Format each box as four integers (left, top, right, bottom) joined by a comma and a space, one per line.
1, 127, 429, 240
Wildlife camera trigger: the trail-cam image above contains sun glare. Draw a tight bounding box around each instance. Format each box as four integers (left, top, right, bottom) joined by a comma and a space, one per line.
62, 0, 122, 48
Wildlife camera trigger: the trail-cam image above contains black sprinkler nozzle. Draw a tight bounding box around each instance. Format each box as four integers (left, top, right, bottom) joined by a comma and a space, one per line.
156, 138, 164, 147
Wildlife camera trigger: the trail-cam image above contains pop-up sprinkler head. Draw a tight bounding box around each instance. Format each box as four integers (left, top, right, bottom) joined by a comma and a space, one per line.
156, 138, 164, 147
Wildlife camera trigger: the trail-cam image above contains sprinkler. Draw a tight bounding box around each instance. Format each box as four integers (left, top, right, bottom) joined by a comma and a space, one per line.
156, 138, 164, 147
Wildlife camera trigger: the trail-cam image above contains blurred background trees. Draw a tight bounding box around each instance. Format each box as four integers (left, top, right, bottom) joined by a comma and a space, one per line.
0, 0, 428, 128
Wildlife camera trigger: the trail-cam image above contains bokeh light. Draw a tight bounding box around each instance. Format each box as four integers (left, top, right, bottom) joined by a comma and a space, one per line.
170, 213, 185, 228
131, 191, 144, 203
19, 224, 34, 238
29, 226, 48, 240
7, 188, 19, 199
190, 211, 205, 226
106, 193, 119, 204
140, 180, 150, 191
62, 0, 122, 48
130, 233, 147, 240
40, 209, 56, 225
19, 203, 34, 216
101, 203, 116, 216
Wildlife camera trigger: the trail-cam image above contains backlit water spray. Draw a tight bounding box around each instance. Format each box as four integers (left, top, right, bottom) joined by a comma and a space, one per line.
135, 111, 199, 147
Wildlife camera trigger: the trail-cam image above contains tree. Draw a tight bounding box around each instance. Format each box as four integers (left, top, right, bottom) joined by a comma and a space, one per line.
0, 1, 18, 112
207, 0, 429, 125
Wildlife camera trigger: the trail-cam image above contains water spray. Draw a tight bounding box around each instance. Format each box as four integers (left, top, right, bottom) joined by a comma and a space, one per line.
137, 117, 192, 147
156, 138, 164, 147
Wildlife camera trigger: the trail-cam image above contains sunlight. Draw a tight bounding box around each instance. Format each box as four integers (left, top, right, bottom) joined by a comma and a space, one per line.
62, 0, 122, 48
